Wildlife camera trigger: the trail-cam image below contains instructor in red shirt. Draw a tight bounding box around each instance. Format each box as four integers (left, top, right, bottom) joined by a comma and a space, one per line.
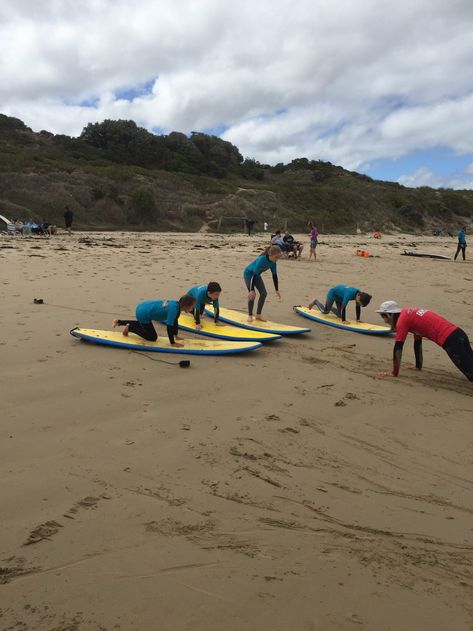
376, 301, 473, 381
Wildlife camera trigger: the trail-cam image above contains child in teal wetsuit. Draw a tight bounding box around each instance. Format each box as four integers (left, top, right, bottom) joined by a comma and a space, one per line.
309, 285, 371, 322
113, 294, 195, 347
244, 245, 282, 322
187, 282, 225, 330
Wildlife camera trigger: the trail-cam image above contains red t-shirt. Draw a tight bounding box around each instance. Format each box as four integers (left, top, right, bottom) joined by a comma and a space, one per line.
395, 308, 457, 346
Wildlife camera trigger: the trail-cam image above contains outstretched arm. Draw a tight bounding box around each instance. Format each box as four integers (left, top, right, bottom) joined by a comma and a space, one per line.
166, 325, 176, 345
392, 341, 404, 376
414, 338, 423, 369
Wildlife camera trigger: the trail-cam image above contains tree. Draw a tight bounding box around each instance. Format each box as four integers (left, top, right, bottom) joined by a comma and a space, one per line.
80, 119, 161, 167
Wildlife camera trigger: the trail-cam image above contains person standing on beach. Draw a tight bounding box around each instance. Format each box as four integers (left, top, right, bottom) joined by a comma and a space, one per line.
244, 245, 281, 322
187, 282, 226, 330
309, 223, 318, 261
112, 294, 195, 347
64, 206, 74, 235
376, 301, 473, 381
246, 219, 255, 236
454, 226, 467, 261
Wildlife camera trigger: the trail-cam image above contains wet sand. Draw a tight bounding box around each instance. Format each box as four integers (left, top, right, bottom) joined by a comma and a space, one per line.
1, 230, 472, 630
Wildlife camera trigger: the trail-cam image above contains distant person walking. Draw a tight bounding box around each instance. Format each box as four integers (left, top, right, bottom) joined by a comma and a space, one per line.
309, 222, 319, 261
245, 219, 255, 236
454, 226, 467, 261
263, 221, 269, 232
64, 206, 74, 235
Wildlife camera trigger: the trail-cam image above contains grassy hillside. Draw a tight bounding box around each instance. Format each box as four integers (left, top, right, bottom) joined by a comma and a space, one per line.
1, 113, 472, 233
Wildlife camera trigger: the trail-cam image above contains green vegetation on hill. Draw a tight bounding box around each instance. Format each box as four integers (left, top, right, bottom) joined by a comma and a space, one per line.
1, 113, 472, 232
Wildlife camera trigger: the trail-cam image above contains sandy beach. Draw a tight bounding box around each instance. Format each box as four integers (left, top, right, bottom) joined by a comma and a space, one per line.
1, 230, 472, 631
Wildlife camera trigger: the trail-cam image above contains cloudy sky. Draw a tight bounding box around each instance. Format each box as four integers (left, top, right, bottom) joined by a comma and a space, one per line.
1, 0, 473, 188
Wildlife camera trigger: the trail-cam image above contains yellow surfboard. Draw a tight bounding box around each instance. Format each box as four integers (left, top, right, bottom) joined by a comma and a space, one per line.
178, 313, 281, 342
294, 306, 392, 336
205, 306, 311, 335
70, 328, 262, 354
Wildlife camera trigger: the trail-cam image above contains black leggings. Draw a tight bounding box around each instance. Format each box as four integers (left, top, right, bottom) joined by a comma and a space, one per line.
324, 298, 342, 316
323, 298, 360, 321
245, 275, 267, 315
442, 328, 473, 381
454, 244, 466, 260
116, 319, 157, 341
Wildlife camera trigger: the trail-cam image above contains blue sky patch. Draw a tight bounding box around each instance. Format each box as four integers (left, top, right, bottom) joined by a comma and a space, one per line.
78, 95, 100, 108
362, 147, 473, 184
114, 79, 155, 102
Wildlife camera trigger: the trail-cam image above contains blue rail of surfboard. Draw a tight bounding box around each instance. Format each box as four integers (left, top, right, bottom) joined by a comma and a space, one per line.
204, 309, 311, 335
70, 329, 263, 354
178, 323, 281, 342
293, 308, 393, 336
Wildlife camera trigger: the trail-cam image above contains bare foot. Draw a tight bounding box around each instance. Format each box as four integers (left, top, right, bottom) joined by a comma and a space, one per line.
122, 324, 129, 337
247, 315, 254, 322
112, 319, 119, 328
255, 315, 267, 322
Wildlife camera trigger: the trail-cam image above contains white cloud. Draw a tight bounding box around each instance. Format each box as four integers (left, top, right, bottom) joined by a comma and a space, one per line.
1, 0, 473, 186
398, 167, 473, 190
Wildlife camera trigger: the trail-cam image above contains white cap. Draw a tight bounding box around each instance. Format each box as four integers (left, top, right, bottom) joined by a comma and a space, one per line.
376, 300, 402, 314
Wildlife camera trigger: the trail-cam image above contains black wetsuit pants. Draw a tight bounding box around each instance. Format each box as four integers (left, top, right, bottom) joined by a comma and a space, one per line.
323, 298, 342, 316
116, 319, 157, 341
454, 244, 466, 260
323, 299, 360, 321
245, 276, 267, 315
442, 328, 473, 381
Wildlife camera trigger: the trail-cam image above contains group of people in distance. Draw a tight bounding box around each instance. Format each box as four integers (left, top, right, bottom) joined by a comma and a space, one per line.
270, 230, 304, 259
113, 226, 473, 382
12, 218, 57, 236
9, 206, 74, 237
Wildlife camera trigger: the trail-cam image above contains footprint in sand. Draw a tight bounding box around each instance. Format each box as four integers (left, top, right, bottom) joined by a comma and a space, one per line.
23, 521, 63, 546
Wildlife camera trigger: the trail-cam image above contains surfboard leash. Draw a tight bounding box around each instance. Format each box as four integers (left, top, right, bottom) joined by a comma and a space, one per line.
131, 350, 190, 368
